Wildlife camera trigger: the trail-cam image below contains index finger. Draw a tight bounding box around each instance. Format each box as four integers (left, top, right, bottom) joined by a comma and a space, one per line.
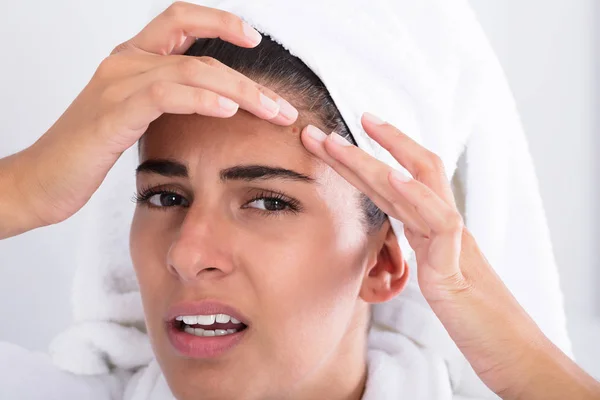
361, 112, 456, 207
113, 2, 262, 55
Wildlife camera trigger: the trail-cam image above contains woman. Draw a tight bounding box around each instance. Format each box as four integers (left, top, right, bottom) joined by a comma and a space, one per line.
1, 2, 598, 399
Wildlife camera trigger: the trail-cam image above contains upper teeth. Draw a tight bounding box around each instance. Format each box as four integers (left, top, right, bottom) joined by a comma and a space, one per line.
176, 314, 241, 325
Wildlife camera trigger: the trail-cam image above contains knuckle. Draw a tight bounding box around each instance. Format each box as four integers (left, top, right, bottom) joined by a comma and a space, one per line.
110, 41, 129, 55
390, 126, 403, 141
235, 79, 258, 99
164, 1, 188, 20
195, 91, 222, 114
198, 56, 221, 68
95, 56, 118, 79
444, 210, 464, 233
177, 58, 202, 80
192, 89, 211, 107
422, 153, 445, 172
147, 81, 170, 103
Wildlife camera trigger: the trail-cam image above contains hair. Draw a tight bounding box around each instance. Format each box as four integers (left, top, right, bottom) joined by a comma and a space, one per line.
184, 34, 387, 232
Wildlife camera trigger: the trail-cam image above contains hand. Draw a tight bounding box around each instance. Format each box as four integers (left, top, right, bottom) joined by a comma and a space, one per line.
300, 113, 600, 400
2, 2, 298, 238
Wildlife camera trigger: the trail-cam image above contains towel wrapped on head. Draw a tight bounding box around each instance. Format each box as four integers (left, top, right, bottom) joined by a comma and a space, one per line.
50, 0, 571, 397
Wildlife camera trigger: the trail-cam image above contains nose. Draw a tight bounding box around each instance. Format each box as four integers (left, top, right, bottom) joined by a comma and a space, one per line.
166, 209, 234, 283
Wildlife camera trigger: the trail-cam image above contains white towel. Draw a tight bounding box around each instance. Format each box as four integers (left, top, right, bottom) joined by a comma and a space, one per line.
50, 0, 572, 397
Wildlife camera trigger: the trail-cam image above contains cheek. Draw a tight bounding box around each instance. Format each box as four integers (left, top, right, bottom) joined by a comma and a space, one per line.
240, 213, 368, 373
240, 212, 366, 303
129, 209, 175, 331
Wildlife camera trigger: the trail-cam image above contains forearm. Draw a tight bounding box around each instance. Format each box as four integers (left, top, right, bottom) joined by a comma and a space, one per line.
509, 341, 600, 400
0, 151, 43, 239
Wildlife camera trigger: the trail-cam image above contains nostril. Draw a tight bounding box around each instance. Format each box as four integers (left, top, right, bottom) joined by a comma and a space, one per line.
205, 267, 218, 272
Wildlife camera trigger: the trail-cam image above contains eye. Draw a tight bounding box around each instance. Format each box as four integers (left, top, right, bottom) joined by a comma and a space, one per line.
134, 188, 190, 209
148, 192, 189, 208
242, 191, 302, 214
246, 197, 290, 212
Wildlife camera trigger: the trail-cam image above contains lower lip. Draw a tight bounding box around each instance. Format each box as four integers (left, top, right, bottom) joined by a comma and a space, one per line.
167, 323, 247, 358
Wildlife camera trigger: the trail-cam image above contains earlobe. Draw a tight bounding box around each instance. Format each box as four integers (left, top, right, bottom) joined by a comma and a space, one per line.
359, 226, 409, 304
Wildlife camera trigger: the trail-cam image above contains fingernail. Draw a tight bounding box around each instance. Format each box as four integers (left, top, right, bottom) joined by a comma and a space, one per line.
306, 125, 326, 142
390, 169, 412, 183
330, 132, 352, 147
277, 98, 299, 121
260, 93, 280, 117
218, 96, 239, 112
363, 112, 385, 125
243, 22, 262, 46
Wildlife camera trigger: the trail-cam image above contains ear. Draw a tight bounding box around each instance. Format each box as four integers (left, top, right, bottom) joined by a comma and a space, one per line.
359, 224, 409, 304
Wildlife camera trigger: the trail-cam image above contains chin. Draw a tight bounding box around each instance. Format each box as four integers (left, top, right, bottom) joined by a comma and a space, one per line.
167, 377, 269, 400
159, 355, 272, 400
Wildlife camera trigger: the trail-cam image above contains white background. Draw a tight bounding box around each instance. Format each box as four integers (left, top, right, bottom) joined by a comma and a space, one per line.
0, 0, 598, 379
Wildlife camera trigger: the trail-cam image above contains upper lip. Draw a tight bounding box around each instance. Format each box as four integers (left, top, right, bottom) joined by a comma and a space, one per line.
165, 300, 248, 325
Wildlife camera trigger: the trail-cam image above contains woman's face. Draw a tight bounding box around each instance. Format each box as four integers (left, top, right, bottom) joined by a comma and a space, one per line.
130, 111, 394, 400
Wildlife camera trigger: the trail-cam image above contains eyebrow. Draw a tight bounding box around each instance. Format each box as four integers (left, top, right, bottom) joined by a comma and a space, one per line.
136, 159, 314, 183
136, 159, 188, 177
220, 165, 314, 183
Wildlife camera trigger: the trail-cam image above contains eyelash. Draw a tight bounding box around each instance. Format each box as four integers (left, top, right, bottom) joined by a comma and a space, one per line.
242, 190, 302, 215
133, 186, 302, 215
133, 185, 189, 211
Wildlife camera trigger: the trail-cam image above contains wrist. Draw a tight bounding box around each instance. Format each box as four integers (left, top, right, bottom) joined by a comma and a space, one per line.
14, 126, 120, 230
0, 151, 44, 238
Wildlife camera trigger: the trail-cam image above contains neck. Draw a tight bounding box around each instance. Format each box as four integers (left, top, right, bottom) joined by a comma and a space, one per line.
285, 302, 370, 400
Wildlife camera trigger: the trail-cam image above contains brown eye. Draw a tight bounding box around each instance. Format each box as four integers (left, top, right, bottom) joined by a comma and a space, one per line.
148, 192, 189, 208
246, 198, 289, 212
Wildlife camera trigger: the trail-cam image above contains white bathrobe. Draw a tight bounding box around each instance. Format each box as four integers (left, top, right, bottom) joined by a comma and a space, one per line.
0, 347, 491, 400
0, 283, 496, 399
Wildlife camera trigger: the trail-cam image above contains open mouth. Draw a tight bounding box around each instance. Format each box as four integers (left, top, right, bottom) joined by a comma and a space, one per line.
166, 301, 249, 358
174, 313, 248, 337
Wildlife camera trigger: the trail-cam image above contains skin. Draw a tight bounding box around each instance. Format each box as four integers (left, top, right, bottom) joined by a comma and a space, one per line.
302, 115, 600, 400
0, 2, 598, 399
130, 111, 408, 400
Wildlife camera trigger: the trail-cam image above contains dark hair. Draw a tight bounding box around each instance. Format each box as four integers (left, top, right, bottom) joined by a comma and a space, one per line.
184, 35, 387, 232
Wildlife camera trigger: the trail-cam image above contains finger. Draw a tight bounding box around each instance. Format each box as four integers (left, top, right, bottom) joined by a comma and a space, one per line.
398, 189, 462, 280
388, 169, 464, 236
200, 58, 298, 125
301, 125, 430, 235
361, 112, 456, 207
102, 82, 240, 149
405, 226, 462, 285
107, 56, 297, 125
94, 52, 186, 81
113, 2, 262, 55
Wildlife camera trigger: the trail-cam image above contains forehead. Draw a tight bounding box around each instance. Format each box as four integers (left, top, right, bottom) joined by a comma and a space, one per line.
140, 111, 316, 171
